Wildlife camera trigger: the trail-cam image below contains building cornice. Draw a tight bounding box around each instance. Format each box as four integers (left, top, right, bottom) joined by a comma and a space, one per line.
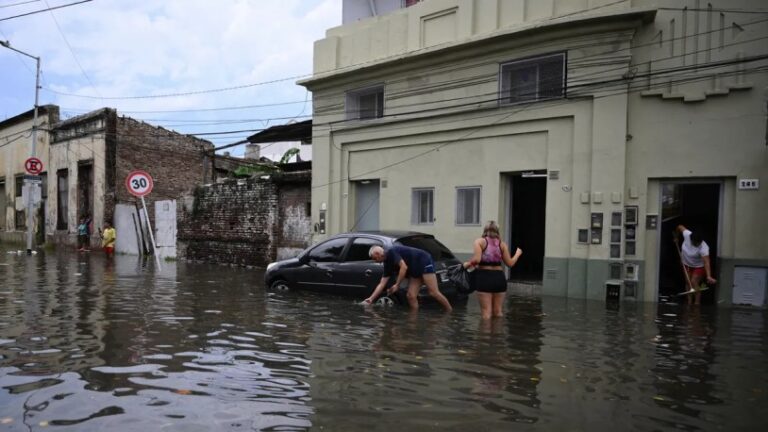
299, 7, 656, 89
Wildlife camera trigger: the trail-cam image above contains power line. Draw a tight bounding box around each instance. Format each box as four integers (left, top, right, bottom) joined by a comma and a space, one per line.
0, 0, 40, 10
309, 63, 768, 191
43, 73, 312, 100
0, 0, 91, 22
44, 12, 768, 113
42, 0, 103, 102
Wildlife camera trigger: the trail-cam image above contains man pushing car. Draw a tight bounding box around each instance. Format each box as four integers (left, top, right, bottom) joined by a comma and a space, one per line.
364, 245, 453, 312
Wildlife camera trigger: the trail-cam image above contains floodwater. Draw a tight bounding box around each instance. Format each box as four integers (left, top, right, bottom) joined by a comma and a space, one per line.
0, 249, 766, 432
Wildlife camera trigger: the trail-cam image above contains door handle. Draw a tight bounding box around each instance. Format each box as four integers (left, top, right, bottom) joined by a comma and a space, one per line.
365, 270, 372, 277
326, 270, 333, 277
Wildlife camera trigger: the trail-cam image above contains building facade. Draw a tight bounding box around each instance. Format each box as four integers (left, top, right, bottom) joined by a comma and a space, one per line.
2, 105, 214, 251
0, 105, 60, 244
300, 0, 768, 305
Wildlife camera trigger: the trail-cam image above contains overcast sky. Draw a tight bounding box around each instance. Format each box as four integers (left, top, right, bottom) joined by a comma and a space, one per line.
0, 0, 340, 154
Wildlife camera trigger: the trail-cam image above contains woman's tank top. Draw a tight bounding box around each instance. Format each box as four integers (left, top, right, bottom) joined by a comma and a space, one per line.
480, 237, 502, 266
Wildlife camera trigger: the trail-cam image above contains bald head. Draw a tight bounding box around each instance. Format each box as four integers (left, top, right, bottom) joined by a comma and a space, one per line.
369, 245, 385, 262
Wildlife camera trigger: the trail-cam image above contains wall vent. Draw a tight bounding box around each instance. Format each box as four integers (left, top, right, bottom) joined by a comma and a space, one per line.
549, 170, 560, 180
545, 269, 558, 280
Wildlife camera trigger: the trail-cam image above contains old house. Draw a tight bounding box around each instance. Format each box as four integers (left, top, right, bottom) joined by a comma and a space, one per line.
2, 105, 214, 256
300, 0, 768, 306
0, 105, 60, 244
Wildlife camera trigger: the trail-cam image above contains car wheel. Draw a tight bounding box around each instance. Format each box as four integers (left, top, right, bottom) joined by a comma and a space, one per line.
270, 279, 291, 291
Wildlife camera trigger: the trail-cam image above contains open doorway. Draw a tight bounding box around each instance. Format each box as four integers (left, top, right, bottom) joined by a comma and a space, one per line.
506, 173, 547, 282
658, 182, 720, 304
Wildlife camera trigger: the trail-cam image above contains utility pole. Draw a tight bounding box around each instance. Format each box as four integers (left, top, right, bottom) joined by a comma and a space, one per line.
1, 40, 41, 255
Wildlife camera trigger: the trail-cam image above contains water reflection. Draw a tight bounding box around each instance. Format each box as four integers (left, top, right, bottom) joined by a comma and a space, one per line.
1, 248, 767, 431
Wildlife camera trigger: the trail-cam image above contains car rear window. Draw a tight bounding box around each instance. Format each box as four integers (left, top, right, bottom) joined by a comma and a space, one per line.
396, 236, 455, 261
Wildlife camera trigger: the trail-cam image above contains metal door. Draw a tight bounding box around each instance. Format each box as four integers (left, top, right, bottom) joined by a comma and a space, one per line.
353, 180, 379, 231
733, 267, 767, 306
155, 200, 177, 260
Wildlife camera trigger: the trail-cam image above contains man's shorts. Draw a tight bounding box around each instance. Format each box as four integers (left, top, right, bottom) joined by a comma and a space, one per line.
408, 252, 435, 278
104, 246, 114, 255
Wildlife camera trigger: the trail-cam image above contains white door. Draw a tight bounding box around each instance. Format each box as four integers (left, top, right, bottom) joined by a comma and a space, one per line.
154, 200, 177, 260
114, 204, 143, 255
733, 267, 767, 306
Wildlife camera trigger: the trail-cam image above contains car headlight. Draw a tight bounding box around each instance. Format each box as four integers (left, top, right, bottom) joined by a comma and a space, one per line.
266, 262, 277, 272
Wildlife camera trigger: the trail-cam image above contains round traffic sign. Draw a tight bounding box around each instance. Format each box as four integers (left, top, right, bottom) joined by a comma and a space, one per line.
25, 157, 44, 175
125, 170, 154, 197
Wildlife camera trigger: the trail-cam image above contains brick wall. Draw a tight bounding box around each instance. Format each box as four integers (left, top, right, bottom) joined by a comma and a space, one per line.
114, 117, 213, 226
177, 171, 312, 267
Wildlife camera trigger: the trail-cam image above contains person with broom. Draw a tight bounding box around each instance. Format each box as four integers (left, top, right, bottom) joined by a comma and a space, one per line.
675, 224, 716, 305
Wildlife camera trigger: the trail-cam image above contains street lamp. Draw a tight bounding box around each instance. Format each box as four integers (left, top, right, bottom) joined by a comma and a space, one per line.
1, 40, 41, 255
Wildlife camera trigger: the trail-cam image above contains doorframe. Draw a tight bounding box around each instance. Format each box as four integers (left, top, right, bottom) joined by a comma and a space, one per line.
502, 170, 547, 281
654, 178, 724, 303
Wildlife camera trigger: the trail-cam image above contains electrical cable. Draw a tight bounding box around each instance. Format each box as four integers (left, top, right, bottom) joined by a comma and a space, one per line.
0, 0, 91, 22
35, 5, 768, 102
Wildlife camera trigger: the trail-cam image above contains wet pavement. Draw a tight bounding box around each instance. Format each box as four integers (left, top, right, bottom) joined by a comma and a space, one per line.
0, 247, 766, 431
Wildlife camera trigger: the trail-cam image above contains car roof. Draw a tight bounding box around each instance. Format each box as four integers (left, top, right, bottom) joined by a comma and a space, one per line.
336, 230, 434, 240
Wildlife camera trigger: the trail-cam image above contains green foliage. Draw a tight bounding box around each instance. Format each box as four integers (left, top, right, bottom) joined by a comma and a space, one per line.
279, 148, 300, 164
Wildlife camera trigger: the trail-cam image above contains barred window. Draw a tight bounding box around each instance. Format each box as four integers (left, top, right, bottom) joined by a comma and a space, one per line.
346, 85, 384, 120
411, 188, 434, 225
456, 187, 481, 225
500, 52, 566, 104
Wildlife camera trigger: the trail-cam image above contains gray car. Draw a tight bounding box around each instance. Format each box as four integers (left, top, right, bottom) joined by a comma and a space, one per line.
264, 231, 465, 304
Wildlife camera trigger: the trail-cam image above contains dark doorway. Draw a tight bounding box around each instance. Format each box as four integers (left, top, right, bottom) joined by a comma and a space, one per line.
658, 182, 720, 304
77, 162, 94, 222
508, 174, 546, 281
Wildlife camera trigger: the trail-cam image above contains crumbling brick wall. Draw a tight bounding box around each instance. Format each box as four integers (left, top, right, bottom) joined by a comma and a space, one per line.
114, 117, 213, 226
177, 172, 312, 267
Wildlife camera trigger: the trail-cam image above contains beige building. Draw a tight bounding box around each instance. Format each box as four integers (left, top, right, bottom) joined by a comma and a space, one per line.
300, 0, 768, 306
2, 105, 214, 255
0, 105, 59, 244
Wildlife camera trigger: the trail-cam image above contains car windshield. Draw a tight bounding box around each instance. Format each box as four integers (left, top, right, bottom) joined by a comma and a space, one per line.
396, 235, 455, 261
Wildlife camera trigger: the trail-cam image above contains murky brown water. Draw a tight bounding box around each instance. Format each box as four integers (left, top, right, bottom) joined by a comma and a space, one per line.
0, 248, 766, 431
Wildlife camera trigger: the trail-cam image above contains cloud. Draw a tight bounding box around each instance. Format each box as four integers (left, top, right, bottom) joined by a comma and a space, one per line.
0, 0, 340, 151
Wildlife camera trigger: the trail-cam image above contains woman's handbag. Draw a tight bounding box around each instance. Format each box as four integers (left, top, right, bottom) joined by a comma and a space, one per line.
447, 265, 475, 294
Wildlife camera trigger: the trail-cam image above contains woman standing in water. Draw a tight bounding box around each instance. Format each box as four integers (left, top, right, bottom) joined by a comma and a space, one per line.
465, 221, 522, 320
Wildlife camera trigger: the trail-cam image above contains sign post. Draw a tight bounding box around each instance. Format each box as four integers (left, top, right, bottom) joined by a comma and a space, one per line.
24, 157, 43, 253
125, 170, 161, 269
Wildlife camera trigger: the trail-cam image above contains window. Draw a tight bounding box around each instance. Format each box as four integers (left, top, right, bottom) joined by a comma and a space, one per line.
456, 186, 481, 225
308, 237, 348, 262
40, 173, 48, 199
15, 210, 25, 230
345, 237, 383, 262
346, 85, 384, 120
404, 0, 422, 6
500, 52, 565, 104
411, 188, 434, 225
57, 169, 68, 230
15, 174, 24, 197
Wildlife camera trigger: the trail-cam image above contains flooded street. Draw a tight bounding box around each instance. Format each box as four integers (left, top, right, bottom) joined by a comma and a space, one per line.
1, 249, 766, 431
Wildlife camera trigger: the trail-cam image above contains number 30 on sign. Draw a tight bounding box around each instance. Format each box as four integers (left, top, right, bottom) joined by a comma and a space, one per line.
125, 170, 154, 197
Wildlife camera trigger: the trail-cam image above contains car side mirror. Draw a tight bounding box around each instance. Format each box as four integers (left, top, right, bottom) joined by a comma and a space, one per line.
298, 255, 310, 265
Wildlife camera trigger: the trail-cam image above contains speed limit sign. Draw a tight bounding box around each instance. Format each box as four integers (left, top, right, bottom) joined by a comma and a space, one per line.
125, 170, 154, 197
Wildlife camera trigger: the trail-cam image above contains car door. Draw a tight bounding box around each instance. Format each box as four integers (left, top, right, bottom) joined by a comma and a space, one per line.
334, 237, 385, 297
293, 237, 349, 293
